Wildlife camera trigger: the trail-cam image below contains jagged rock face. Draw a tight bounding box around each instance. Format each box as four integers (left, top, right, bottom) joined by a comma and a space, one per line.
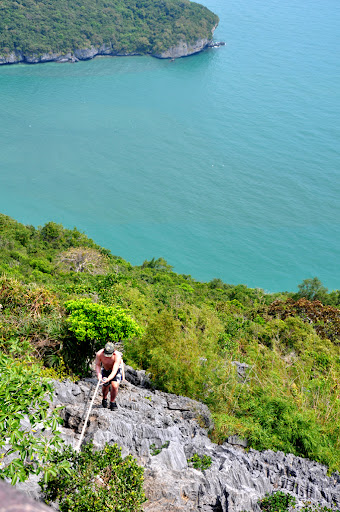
0, 38, 215, 65
0, 47, 134, 65
154, 39, 211, 59
46, 368, 340, 512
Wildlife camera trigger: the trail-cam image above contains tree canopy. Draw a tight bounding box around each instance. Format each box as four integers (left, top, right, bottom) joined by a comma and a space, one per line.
0, 0, 218, 58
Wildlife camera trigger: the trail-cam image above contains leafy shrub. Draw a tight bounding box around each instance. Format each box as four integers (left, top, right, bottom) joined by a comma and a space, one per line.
228, 387, 327, 461
257, 317, 317, 352
188, 453, 212, 471
300, 503, 334, 512
0, 354, 66, 484
124, 309, 223, 400
41, 356, 75, 381
258, 492, 335, 512
218, 332, 239, 354
64, 298, 143, 373
40, 442, 145, 512
29, 258, 53, 274
149, 441, 169, 456
0, 331, 33, 357
259, 491, 296, 512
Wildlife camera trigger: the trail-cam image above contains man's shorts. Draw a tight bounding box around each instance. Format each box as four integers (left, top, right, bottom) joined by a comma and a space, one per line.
101, 367, 123, 387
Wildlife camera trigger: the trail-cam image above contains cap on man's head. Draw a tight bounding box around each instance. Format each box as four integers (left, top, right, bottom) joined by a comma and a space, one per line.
104, 342, 115, 356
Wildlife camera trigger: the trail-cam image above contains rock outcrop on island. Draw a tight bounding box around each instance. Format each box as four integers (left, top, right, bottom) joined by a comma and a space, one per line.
154, 38, 212, 59
17, 367, 340, 512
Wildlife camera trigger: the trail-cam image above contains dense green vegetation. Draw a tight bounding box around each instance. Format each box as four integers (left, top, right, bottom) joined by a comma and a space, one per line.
259, 491, 296, 512
188, 453, 212, 471
0, 353, 67, 484
258, 491, 333, 512
0, 0, 218, 57
40, 442, 145, 511
1, 213, 340, 474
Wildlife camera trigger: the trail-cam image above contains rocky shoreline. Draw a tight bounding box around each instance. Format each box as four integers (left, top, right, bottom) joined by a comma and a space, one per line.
0, 39, 225, 66
15, 367, 340, 511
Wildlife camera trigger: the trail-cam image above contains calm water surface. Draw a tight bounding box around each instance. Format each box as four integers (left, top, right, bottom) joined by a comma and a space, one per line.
1, 0, 340, 291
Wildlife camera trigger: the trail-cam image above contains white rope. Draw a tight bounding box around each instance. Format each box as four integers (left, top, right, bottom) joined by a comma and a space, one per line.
122, 360, 125, 382
75, 379, 101, 453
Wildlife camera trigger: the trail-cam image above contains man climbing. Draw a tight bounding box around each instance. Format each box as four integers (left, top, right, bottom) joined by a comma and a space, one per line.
96, 342, 123, 410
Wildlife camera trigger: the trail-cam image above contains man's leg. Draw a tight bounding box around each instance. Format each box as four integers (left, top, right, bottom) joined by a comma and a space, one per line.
103, 384, 110, 399
102, 381, 110, 408
109, 382, 120, 410
110, 381, 119, 403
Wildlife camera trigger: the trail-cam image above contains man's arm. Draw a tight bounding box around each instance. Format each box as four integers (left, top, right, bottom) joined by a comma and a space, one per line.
95, 350, 103, 381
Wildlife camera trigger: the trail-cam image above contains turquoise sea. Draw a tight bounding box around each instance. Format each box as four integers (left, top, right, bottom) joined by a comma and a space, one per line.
1, 0, 339, 292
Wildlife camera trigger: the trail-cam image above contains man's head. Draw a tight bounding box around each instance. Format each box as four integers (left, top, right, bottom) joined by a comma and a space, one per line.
104, 342, 115, 356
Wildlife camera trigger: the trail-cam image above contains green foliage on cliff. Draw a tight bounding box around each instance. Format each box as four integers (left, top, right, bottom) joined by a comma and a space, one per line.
0, 0, 218, 57
259, 491, 296, 512
40, 442, 145, 512
258, 491, 334, 512
0, 353, 67, 484
1, 213, 340, 473
64, 298, 143, 372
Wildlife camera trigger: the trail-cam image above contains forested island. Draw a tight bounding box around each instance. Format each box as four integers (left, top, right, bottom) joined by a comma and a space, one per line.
0, 0, 219, 64
1, 214, 340, 510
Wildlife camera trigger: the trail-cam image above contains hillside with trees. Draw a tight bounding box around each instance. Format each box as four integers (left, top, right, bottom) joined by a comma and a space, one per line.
1, 213, 340, 485
0, 0, 218, 59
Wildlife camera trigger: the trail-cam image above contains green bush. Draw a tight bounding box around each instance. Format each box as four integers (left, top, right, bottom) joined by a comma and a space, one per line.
258, 492, 335, 512
223, 386, 328, 462
29, 258, 53, 274
188, 453, 212, 471
0, 354, 67, 484
64, 298, 143, 373
259, 491, 296, 512
40, 442, 145, 512
124, 309, 223, 400
300, 504, 334, 512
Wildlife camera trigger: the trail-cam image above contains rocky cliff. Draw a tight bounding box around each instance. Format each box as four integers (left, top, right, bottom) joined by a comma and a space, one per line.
153, 38, 212, 59
0, 38, 219, 66
17, 367, 340, 512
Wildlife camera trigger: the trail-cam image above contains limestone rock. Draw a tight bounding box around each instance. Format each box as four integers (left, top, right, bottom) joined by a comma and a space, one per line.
227, 435, 248, 448
125, 365, 152, 388
232, 361, 251, 382
0, 51, 24, 64
73, 47, 98, 60
154, 38, 211, 59
0, 480, 52, 511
